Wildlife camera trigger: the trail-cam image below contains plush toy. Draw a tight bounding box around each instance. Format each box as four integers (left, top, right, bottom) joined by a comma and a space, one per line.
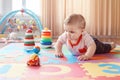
27, 53, 40, 66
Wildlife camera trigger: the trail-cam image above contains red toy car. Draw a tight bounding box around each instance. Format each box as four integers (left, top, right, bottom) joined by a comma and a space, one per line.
27, 53, 40, 66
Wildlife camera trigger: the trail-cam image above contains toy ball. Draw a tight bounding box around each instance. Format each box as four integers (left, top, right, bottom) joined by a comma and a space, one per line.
33, 46, 40, 54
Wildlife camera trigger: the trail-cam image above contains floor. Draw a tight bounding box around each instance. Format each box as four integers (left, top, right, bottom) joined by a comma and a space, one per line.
0, 38, 120, 80
0, 43, 8, 48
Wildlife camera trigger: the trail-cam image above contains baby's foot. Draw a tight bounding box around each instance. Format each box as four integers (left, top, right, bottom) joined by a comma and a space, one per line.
103, 42, 116, 49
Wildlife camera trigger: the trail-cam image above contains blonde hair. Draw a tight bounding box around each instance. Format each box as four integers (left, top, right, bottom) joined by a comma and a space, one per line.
64, 14, 86, 29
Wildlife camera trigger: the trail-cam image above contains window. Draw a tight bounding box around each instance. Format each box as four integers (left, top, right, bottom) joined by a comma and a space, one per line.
0, 0, 2, 15
12, 0, 22, 10
12, 0, 41, 15
26, 0, 41, 15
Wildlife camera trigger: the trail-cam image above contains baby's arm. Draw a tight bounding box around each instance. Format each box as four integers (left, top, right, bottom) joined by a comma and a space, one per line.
54, 32, 67, 57
78, 42, 96, 61
55, 41, 64, 57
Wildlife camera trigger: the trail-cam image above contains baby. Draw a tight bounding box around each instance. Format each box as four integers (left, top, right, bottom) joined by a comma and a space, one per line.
55, 14, 115, 61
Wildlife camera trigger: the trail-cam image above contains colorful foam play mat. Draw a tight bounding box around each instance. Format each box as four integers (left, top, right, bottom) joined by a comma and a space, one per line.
0, 43, 120, 80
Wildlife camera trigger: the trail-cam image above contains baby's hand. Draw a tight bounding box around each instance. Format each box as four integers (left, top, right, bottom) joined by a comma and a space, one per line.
55, 52, 64, 58
77, 55, 90, 61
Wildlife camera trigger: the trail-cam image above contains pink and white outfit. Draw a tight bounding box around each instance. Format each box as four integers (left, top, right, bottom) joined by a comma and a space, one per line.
57, 31, 95, 56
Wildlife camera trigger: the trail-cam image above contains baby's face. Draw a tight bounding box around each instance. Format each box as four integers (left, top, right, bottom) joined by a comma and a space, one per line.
64, 25, 83, 40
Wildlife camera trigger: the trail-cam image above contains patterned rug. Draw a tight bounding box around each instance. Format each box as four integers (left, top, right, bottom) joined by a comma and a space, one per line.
0, 43, 120, 80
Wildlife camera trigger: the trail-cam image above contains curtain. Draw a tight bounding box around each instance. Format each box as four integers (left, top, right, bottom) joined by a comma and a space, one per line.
41, 0, 65, 38
40, 0, 120, 38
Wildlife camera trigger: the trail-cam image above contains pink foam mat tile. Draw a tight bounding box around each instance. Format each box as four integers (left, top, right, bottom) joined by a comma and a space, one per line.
22, 64, 87, 79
